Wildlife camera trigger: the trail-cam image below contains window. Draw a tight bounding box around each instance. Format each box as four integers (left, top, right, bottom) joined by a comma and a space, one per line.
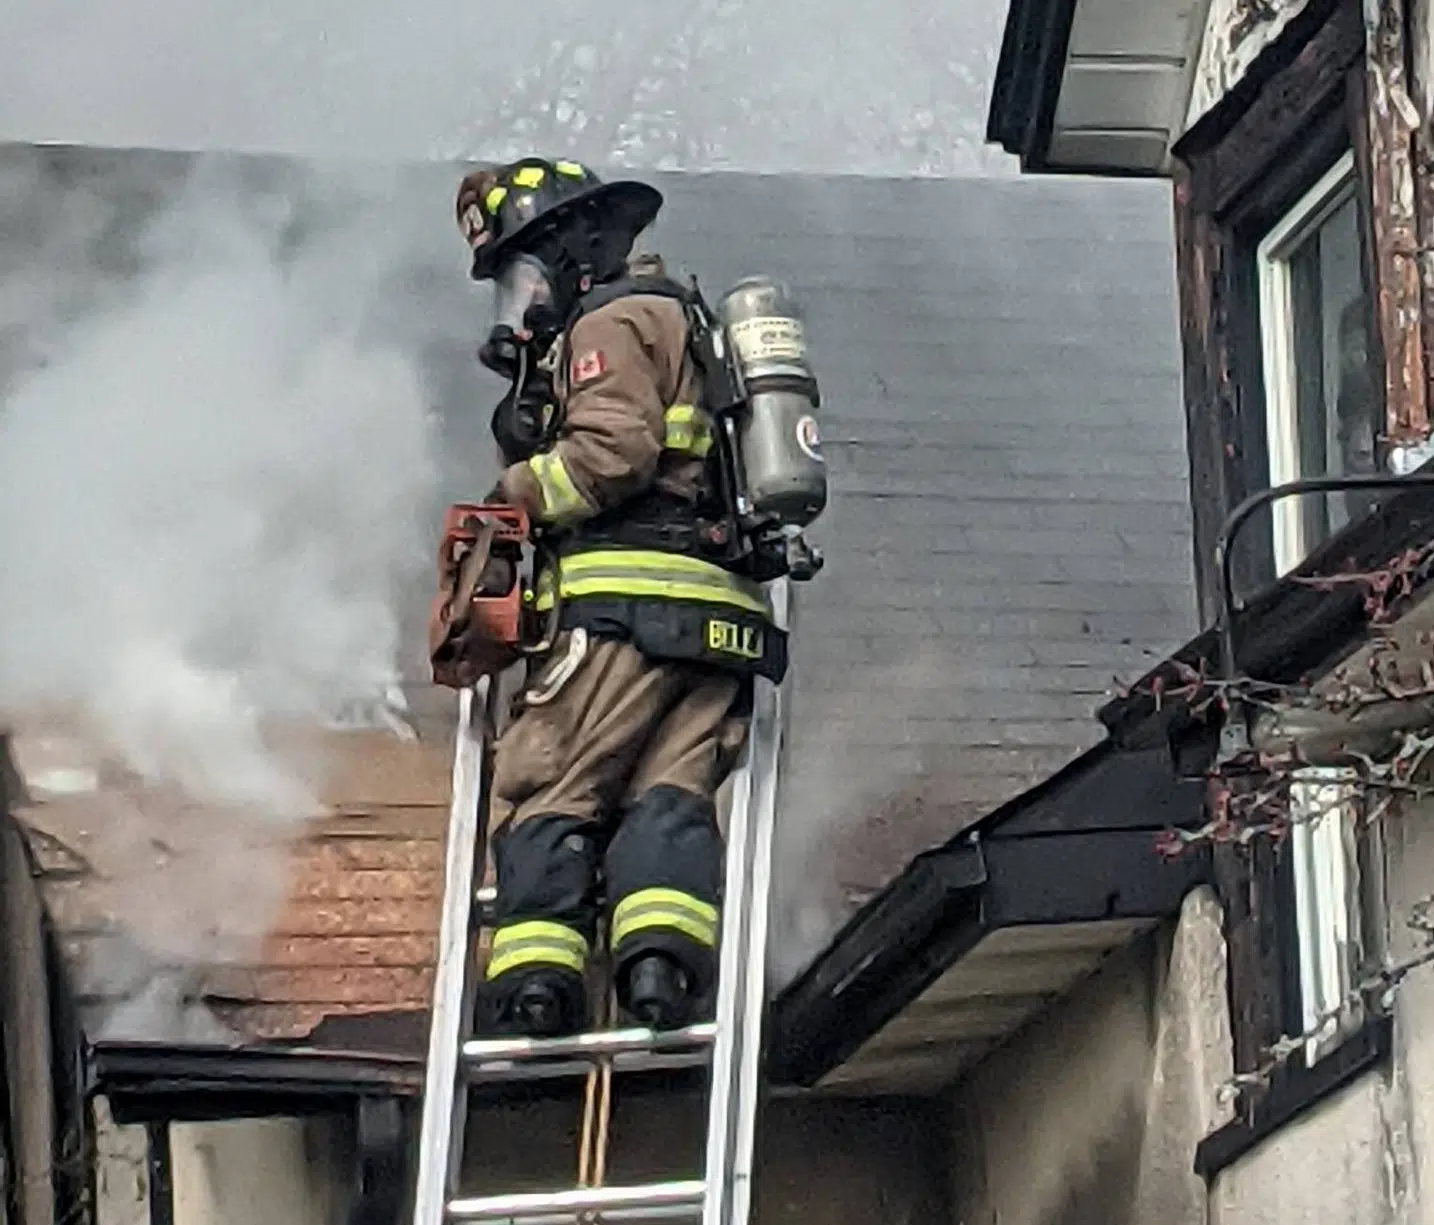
1288, 765, 1369, 1065
1257, 152, 1381, 575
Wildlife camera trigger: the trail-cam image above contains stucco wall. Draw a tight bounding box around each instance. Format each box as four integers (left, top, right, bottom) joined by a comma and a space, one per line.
168, 1117, 351, 1225
94, 1108, 354, 1225
936, 795, 1434, 1225
946, 888, 1234, 1225
93, 1100, 149, 1225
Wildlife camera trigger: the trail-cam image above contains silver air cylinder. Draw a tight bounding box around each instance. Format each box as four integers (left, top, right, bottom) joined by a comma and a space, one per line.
716, 276, 828, 528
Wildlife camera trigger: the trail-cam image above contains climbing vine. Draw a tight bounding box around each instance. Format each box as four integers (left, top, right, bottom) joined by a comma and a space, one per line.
1115, 539, 1434, 1100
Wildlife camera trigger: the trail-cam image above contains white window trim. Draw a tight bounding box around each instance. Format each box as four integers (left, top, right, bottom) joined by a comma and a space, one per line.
1289, 764, 1365, 1066
1256, 150, 1358, 576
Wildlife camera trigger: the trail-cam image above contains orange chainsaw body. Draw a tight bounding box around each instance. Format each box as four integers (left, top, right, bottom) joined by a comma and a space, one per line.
428, 502, 533, 687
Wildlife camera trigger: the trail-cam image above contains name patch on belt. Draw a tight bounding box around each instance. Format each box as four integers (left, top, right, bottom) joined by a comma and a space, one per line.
706, 618, 763, 661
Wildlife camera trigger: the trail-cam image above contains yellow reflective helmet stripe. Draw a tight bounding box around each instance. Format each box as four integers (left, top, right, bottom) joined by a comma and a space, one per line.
526, 451, 594, 525
485, 919, 588, 980
555, 160, 586, 177
485, 185, 508, 214
612, 887, 720, 949
533, 549, 771, 617
511, 165, 546, 189
662, 403, 713, 458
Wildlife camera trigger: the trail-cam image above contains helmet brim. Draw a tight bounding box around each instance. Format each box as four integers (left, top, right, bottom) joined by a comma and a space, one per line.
470, 180, 664, 281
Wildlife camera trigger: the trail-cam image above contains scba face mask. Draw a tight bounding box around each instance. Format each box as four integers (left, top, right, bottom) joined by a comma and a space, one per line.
479, 254, 559, 377
491, 344, 559, 464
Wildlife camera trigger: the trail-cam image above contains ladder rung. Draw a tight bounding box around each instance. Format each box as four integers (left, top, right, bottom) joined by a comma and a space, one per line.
462, 1023, 716, 1071
464, 1049, 710, 1085
447, 1180, 706, 1222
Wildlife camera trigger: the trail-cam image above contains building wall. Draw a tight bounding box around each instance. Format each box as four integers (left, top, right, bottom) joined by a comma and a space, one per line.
945, 888, 1233, 1225
1185, 0, 1315, 130
89, 1092, 943, 1225
93, 1101, 150, 1225
93, 1107, 355, 1225
935, 801, 1434, 1225
169, 1117, 352, 1225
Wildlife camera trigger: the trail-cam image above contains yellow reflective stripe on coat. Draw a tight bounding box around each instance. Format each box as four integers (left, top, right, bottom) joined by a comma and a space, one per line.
526, 451, 594, 524
534, 549, 771, 617
611, 887, 720, 949
485, 919, 588, 980
485, 185, 508, 214
662, 404, 713, 458
511, 165, 546, 188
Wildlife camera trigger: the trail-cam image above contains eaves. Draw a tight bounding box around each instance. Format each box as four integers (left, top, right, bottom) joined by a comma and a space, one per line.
767, 739, 1210, 1091
986, 0, 1080, 172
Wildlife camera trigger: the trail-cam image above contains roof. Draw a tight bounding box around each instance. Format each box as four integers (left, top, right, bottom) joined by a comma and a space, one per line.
642, 169, 1196, 977
985, 0, 1208, 176
10, 701, 456, 1048
986, 0, 1079, 169
985, 0, 1343, 177
0, 143, 1192, 1091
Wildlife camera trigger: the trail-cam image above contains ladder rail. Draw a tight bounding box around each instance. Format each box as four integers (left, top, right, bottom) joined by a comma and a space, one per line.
701, 576, 791, 1225
727, 579, 788, 1225
700, 708, 755, 1225
414, 679, 496, 1225
419, 579, 793, 1225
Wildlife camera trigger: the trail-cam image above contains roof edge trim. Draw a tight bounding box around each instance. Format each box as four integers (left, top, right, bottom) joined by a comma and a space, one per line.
986, 0, 1081, 171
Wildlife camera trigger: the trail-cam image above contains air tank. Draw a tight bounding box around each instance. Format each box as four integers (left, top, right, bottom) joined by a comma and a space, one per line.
716, 276, 828, 528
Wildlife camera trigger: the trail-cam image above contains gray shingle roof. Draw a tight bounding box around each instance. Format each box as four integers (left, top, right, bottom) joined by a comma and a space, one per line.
625, 172, 1196, 973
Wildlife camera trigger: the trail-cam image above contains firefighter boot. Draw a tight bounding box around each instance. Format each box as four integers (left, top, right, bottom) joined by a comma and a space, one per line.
485, 968, 589, 1037
621, 952, 696, 1031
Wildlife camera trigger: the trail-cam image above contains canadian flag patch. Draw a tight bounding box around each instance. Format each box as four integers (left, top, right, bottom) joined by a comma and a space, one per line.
571, 349, 608, 385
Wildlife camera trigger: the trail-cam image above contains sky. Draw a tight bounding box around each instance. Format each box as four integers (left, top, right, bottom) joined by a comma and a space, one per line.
0, 0, 1017, 176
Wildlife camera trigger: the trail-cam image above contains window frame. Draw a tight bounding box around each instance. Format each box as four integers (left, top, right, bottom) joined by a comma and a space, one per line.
1171, 0, 1400, 1177
1255, 150, 1363, 575
1287, 764, 1367, 1066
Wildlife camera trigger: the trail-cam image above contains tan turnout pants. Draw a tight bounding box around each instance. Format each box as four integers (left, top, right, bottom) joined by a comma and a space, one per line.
489, 629, 750, 833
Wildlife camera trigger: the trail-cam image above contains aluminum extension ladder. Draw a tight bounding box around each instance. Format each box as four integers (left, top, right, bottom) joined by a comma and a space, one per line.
412, 580, 792, 1225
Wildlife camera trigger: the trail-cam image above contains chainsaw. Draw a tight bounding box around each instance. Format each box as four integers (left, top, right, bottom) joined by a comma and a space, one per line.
427, 502, 558, 689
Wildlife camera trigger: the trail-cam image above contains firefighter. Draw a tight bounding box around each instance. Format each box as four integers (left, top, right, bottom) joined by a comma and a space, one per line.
453, 157, 788, 1037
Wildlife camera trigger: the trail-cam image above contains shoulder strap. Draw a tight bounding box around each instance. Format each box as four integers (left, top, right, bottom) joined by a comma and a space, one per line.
566, 273, 693, 330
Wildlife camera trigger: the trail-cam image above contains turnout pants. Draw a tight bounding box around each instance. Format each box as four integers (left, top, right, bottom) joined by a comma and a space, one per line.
482, 627, 751, 1016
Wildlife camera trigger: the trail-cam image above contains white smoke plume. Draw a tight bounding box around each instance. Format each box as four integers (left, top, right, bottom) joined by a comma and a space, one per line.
0, 149, 451, 1038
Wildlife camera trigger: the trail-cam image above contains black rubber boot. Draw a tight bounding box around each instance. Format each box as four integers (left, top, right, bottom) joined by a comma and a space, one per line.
621, 953, 695, 1031
486, 969, 588, 1037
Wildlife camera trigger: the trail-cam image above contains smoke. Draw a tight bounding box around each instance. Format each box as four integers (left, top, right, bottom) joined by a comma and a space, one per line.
0, 149, 449, 1038
769, 639, 961, 989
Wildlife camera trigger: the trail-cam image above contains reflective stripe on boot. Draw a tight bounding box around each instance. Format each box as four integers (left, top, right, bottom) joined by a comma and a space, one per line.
485, 919, 589, 980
